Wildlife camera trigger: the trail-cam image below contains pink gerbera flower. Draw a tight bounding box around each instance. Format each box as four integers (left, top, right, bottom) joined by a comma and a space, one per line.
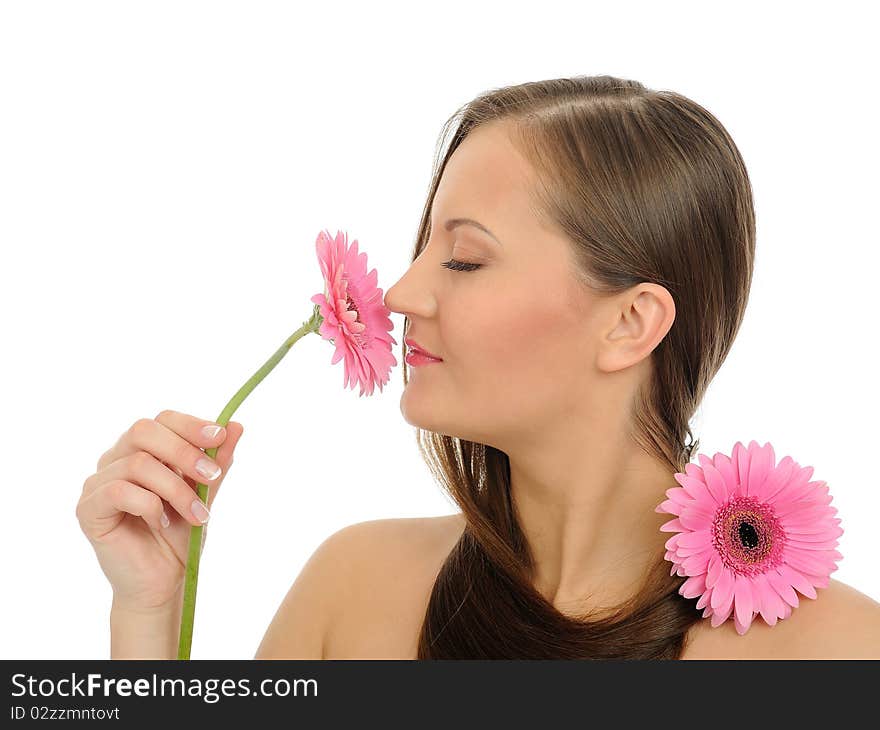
310, 229, 397, 397
177, 227, 398, 659
656, 440, 844, 635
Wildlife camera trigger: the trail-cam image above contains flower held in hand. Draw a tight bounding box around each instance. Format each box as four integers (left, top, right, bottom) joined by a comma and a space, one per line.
177, 228, 397, 659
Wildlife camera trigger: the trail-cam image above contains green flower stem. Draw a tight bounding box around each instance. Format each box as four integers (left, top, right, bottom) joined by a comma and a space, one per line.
176, 303, 324, 660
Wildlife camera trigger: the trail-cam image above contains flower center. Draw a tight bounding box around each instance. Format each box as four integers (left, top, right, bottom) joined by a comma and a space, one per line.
738, 521, 759, 549
346, 293, 360, 321
342, 283, 369, 342
711, 495, 786, 577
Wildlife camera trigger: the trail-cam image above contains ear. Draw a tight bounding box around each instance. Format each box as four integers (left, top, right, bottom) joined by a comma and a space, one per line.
596, 283, 676, 373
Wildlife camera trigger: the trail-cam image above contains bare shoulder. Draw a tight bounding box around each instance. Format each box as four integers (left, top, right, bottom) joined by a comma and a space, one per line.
783, 578, 880, 658
338, 512, 465, 559
256, 513, 465, 659
316, 513, 465, 587
320, 513, 467, 659
682, 578, 880, 660
324, 512, 466, 582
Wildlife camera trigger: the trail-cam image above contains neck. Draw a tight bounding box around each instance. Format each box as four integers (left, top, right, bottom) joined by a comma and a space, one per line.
505, 418, 676, 618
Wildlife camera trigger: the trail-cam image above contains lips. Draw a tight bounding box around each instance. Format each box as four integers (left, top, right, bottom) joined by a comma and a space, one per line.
404, 337, 443, 361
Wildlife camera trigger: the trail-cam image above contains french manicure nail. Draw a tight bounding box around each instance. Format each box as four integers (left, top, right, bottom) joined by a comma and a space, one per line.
196, 456, 222, 481
160, 510, 170, 529
201, 424, 224, 440
191, 499, 210, 523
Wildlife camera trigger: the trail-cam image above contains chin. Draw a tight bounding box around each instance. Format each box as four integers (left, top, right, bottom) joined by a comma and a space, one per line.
400, 388, 503, 445
400, 399, 452, 437
399, 393, 436, 431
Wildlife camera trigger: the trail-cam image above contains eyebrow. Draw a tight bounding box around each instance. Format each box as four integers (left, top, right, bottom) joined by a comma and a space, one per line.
444, 218, 503, 246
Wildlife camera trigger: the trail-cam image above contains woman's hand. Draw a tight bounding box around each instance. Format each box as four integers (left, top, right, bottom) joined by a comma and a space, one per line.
76, 409, 244, 612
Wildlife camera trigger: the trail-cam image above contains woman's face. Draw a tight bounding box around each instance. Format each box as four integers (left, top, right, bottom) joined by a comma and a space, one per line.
383, 122, 607, 449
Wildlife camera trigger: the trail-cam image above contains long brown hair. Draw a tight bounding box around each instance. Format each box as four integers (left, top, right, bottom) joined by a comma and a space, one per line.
402, 75, 756, 658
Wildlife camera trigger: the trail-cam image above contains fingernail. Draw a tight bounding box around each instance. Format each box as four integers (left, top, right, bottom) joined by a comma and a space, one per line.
160, 510, 170, 529
196, 456, 222, 481
191, 499, 210, 523
201, 424, 225, 440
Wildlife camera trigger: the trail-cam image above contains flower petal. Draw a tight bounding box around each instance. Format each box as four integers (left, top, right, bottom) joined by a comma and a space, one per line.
679, 506, 713, 531
733, 573, 754, 629
655, 498, 682, 515
666, 486, 692, 506
710, 567, 735, 610
782, 521, 842, 537
710, 593, 734, 627
786, 538, 841, 551
787, 545, 838, 570
676, 529, 712, 549
752, 572, 781, 626
774, 501, 833, 521
784, 564, 822, 599
712, 452, 738, 495
760, 455, 797, 502
771, 464, 815, 506
705, 553, 724, 590
673, 474, 715, 507
701, 461, 729, 505
680, 573, 707, 599
746, 441, 774, 498
733, 611, 754, 635
682, 548, 713, 576
766, 567, 800, 608
733, 441, 751, 493
659, 517, 684, 533
675, 542, 711, 558
696, 590, 712, 610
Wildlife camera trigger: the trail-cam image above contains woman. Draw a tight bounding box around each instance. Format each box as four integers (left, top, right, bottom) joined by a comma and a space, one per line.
76, 75, 880, 659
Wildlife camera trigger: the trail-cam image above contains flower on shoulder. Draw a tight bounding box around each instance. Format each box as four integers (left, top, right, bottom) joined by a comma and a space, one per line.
656, 440, 843, 635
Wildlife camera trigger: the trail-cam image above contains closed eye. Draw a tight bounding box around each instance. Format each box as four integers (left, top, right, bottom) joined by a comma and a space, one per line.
441, 258, 483, 272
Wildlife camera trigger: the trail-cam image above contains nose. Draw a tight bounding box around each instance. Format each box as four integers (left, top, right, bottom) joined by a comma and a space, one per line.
383, 255, 438, 319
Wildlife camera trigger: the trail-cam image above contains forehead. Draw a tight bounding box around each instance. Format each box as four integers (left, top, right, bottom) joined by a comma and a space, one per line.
432, 123, 536, 216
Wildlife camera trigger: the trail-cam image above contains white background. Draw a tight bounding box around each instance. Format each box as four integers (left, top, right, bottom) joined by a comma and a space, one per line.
1, 1, 877, 659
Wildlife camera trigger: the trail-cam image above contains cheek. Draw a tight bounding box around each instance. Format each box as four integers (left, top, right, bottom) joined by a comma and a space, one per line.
456, 279, 588, 404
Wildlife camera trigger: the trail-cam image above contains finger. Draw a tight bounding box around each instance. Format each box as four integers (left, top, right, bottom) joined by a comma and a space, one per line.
77, 479, 166, 538
95, 415, 226, 491
97, 410, 228, 472
90, 451, 210, 527
146, 421, 242, 515
204, 421, 244, 511
162, 421, 243, 506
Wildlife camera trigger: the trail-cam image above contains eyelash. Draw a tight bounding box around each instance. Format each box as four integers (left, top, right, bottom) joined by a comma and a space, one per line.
441, 258, 483, 272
